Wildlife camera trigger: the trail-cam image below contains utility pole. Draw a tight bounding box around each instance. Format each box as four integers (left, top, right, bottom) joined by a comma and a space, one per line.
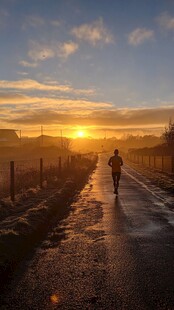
41, 125, 43, 146
60, 130, 63, 149
19, 130, 22, 147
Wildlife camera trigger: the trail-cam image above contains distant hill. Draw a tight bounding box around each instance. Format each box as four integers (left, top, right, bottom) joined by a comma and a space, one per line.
71, 135, 162, 153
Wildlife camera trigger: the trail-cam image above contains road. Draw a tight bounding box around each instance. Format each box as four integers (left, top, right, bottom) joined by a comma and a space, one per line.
1, 153, 174, 310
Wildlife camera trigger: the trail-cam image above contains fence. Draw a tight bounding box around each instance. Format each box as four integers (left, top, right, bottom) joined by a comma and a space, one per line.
0, 154, 92, 201
127, 153, 174, 174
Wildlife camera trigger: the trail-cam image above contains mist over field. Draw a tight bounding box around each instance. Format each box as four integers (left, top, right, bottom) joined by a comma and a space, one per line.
0, 133, 163, 161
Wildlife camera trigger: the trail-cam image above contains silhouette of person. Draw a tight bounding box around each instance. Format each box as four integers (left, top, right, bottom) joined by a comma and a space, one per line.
108, 149, 123, 194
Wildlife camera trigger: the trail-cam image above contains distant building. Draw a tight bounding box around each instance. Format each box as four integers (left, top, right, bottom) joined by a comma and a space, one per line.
0, 129, 20, 147
36, 135, 62, 147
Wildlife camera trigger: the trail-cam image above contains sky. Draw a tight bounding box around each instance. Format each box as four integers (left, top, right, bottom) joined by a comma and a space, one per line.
0, 0, 174, 138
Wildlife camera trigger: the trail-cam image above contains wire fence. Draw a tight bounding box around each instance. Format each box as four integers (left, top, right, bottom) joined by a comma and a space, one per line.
0, 154, 95, 201
0, 161, 10, 200
127, 153, 174, 174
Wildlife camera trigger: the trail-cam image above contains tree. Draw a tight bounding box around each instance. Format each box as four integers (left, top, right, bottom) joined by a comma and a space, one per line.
163, 119, 174, 146
62, 137, 72, 150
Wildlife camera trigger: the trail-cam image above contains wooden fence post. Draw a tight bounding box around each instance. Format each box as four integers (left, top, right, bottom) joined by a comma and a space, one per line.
71, 155, 75, 166
58, 156, 62, 174
77, 154, 81, 160
40, 158, 43, 188
172, 157, 174, 173
137, 156, 139, 164
162, 156, 164, 172
10, 161, 15, 202
67, 156, 70, 168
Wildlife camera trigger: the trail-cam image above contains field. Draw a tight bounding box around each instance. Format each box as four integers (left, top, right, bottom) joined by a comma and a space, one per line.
0, 152, 98, 290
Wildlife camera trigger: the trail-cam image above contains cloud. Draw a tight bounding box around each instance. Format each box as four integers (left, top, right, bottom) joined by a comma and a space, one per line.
87, 107, 174, 127
28, 40, 78, 61
0, 93, 112, 127
19, 60, 38, 68
28, 41, 55, 61
71, 18, 114, 46
22, 15, 45, 30
0, 79, 69, 92
157, 12, 174, 31
128, 28, 154, 46
17, 72, 29, 76
0, 93, 32, 104
57, 41, 79, 58
50, 20, 61, 27
1, 103, 174, 129
0, 92, 110, 112
22, 15, 63, 30
0, 79, 95, 95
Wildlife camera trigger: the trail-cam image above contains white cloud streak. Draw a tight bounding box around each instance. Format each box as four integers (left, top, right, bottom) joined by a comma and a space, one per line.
128, 28, 154, 46
17, 72, 29, 76
19, 60, 38, 68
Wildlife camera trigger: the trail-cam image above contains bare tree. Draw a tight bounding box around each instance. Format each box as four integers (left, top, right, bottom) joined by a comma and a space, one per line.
163, 119, 174, 146
62, 137, 72, 151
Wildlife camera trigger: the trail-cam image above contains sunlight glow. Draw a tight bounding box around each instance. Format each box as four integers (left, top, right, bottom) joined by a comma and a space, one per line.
77, 130, 85, 137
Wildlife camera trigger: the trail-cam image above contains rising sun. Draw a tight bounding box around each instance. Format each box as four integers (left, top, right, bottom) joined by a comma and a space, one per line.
77, 130, 85, 137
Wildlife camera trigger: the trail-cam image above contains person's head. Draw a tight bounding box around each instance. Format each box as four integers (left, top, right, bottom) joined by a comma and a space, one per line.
114, 149, 119, 155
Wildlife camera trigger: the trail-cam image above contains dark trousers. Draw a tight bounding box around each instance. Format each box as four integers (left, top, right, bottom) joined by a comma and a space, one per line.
112, 172, 121, 189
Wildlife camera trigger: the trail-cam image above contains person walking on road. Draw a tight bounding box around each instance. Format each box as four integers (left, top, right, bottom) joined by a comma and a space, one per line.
108, 149, 123, 194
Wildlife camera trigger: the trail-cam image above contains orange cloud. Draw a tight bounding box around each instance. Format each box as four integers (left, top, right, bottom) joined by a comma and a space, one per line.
0, 92, 111, 111
2, 106, 174, 129
0, 79, 95, 95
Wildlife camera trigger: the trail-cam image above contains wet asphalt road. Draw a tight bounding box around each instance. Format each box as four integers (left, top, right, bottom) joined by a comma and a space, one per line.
1, 153, 174, 310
